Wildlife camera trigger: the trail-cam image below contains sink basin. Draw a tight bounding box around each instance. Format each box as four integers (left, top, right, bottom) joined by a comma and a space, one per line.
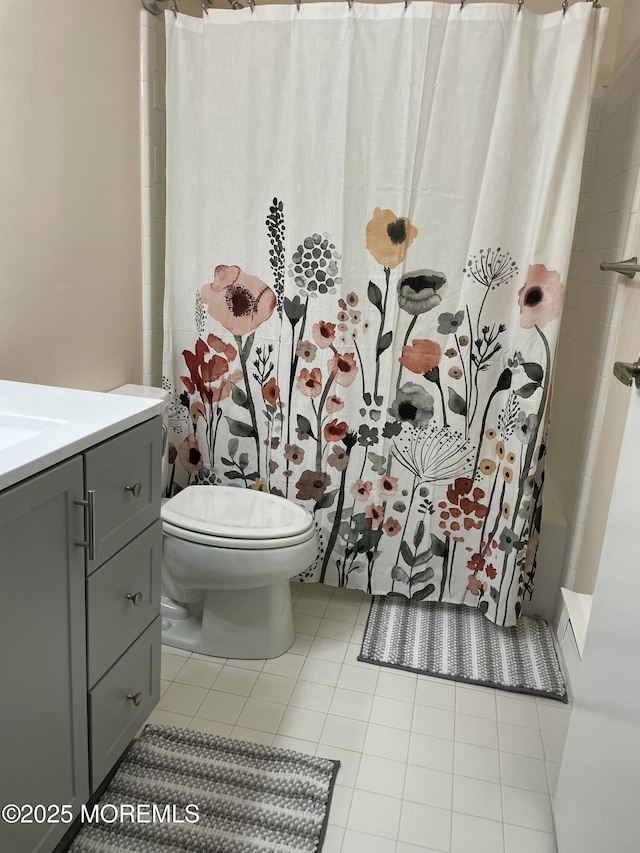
0, 413, 66, 452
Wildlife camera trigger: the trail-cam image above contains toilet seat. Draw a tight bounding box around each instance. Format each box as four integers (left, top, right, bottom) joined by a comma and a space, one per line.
161, 485, 316, 550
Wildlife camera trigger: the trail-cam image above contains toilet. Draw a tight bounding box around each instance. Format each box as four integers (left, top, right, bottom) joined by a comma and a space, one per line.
161, 485, 316, 658
109, 384, 318, 659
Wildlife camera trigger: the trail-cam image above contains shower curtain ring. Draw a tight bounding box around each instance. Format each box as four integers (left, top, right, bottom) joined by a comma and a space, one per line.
295, 0, 301, 10
562, 0, 568, 13
347, 0, 353, 9
249, 0, 255, 12
460, 0, 466, 9
517, 0, 524, 11
170, 0, 179, 16
404, 0, 410, 10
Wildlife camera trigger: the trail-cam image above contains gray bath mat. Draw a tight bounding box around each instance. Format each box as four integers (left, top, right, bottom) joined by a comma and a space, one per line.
69, 725, 340, 852
359, 595, 567, 702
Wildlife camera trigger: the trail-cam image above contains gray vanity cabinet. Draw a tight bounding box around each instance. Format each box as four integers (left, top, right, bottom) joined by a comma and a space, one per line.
0, 415, 162, 853
0, 457, 89, 853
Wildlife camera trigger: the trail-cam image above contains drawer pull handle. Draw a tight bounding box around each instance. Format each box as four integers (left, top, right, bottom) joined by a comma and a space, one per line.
127, 692, 143, 706
125, 483, 142, 498
74, 489, 96, 562
126, 592, 143, 606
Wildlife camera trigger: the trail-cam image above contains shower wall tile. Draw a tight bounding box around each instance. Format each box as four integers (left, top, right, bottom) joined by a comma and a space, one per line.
140, 9, 166, 388
549, 54, 640, 599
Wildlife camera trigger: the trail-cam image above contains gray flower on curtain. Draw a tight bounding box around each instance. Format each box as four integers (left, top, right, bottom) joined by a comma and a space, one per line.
515, 411, 538, 444
388, 382, 434, 429
289, 233, 342, 297
397, 269, 447, 315
437, 310, 465, 335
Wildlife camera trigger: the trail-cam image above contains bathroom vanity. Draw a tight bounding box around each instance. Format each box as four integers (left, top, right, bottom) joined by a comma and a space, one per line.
0, 381, 165, 853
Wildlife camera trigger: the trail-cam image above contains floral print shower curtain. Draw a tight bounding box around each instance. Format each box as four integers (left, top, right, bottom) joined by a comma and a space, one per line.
163, 3, 606, 625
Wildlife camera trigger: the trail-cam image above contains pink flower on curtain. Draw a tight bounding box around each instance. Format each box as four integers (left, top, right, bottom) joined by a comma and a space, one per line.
382, 517, 401, 537
328, 352, 358, 387
178, 435, 204, 474
351, 479, 373, 502
312, 321, 336, 349
517, 264, 565, 329
201, 264, 276, 336
378, 475, 398, 496
365, 503, 385, 530
296, 367, 323, 397
466, 575, 487, 597
326, 395, 344, 413
327, 444, 349, 471
295, 340, 317, 362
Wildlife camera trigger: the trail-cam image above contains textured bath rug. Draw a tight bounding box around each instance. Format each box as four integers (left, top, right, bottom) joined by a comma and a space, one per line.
359, 596, 567, 702
69, 724, 340, 852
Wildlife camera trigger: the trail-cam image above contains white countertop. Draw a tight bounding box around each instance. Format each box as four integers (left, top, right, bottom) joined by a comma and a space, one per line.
0, 381, 166, 492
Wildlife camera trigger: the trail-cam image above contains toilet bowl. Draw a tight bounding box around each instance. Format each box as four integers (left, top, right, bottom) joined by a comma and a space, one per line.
108, 384, 318, 661
160, 485, 317, 659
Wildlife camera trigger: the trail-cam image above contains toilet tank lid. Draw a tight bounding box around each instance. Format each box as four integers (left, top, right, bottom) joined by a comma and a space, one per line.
161, 485, 315, 540
109, 384, 169, 402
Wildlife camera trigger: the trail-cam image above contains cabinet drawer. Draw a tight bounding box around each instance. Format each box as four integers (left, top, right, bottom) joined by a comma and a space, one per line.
86, 520, 162, 687
84, 417, 162, 573
89, 617, 161, 793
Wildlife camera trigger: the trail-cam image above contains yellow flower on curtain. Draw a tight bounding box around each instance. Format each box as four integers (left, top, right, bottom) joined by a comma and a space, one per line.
365, 207, 418, 269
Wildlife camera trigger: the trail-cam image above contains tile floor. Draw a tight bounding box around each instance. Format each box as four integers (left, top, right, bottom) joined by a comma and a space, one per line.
149, 583, 570, 853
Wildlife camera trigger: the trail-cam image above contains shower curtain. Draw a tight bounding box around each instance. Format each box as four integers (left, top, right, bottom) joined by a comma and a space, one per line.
162, 2, 606, 626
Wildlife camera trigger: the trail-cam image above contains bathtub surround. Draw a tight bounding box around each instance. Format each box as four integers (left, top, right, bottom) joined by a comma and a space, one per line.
549, 46, 640, 601
162, 4, 605, 626
359, 597, 567, 703
140, 11, 167, 388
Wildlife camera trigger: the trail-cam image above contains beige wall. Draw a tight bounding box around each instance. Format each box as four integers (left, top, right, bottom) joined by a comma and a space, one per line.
0, 0, 142, 392
616, 0, 640, 77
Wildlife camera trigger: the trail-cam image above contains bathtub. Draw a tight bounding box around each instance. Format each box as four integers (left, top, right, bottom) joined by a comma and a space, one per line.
521, 477, 568, 624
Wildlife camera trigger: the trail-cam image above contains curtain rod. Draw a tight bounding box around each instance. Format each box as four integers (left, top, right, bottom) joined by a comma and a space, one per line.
141, 0, 601, 17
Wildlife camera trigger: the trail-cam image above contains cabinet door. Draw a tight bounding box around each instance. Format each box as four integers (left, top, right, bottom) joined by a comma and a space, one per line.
0, 457, 89, 853
84, 417, 161, 572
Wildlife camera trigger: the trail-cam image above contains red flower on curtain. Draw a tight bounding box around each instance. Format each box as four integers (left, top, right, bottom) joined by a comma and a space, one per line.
399, 339, 442, 374
261, 377, 280, 407
323, 419, 349, 441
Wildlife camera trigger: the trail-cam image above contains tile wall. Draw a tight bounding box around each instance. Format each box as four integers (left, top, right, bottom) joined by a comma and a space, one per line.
140, 11, 167, 388
548, 50, 640, 595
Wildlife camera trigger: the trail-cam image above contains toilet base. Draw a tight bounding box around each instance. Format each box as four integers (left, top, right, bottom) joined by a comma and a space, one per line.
161, 580, 295, 659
